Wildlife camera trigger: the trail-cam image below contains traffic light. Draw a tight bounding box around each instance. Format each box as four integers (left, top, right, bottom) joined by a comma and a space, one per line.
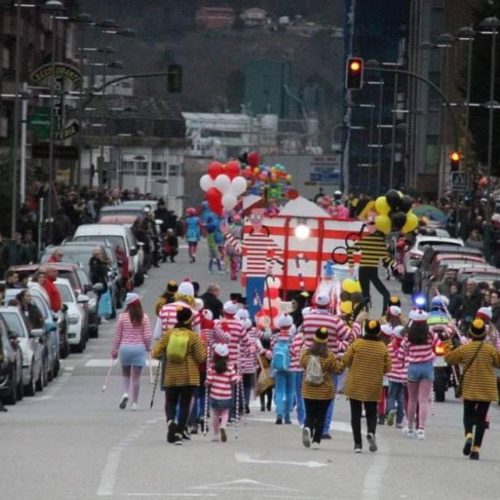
346, 57, 364, 90
449, 151, 461, 172
167, 64, 183, 93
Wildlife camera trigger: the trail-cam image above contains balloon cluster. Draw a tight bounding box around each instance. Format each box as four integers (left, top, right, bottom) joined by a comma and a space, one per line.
374, 190, 418, 234
199, 161, 248, 216
255, 277, 282, 329
240, 156, 293, 200
339, 278, 362, 316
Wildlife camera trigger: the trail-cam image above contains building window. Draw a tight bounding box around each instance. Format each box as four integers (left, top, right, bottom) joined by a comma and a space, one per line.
152, 161, 165, 177
2, 47, 11, 70
136, 162, 147, 175
121, 161, 135, 174
168, 165, 179, 176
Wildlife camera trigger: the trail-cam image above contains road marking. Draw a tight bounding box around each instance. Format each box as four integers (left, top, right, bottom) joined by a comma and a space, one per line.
246, 417, 350, 433
31, 371, 72, 402
235, 453, 326, 468
191, 478, 297, 492
97, 417, 163, 497
361, 442, 389, 500
63, 366, 75, 371
127, 495, 217, 498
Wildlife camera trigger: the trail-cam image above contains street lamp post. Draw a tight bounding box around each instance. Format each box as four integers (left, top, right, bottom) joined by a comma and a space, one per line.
480, 16, 500, 187
366, 79, 385, 194
359, 103, 376, 190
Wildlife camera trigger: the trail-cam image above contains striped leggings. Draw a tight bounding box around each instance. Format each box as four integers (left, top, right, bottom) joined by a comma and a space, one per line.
121, 366, 143, 404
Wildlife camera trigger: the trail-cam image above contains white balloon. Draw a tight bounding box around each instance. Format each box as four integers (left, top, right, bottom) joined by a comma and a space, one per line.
231, 176, 247, 196
214, 174, 231, 193
222, 193, 237, 210
199, 174, 214, 192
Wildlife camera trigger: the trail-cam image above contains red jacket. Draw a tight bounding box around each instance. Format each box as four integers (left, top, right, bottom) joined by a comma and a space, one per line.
43, 277, 62, 312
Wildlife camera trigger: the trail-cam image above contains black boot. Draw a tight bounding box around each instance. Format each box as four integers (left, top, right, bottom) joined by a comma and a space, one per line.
167, 420, 177, 443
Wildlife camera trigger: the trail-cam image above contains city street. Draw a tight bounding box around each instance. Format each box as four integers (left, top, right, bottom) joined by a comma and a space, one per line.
1, 243, 499, 500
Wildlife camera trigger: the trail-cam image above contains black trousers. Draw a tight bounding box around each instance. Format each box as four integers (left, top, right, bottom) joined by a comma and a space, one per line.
350, 399, 377, 448
358, 267, 390, 314
165, 385, 196, 434
463, 400, 490, 448
304, 399, 331, 444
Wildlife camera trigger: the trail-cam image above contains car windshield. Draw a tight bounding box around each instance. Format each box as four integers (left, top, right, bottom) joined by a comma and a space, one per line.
417, 240, 460, 251
1, 312, 26, 338
56, 284, 74, 303
74, 235, 124, 251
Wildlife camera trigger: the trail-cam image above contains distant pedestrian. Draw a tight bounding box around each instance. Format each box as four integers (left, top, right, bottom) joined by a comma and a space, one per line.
185, 208, 201, 263
339, 320, 391, 453
151, 306, 206, 445
300, 327, 342, 450
200, 283, 223, 320
445, 318, 500, 460
111, 293, 152, 411
206, 343, 239, 442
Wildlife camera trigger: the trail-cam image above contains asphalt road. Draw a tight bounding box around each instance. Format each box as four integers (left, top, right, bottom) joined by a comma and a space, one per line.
1, 243, 499, 500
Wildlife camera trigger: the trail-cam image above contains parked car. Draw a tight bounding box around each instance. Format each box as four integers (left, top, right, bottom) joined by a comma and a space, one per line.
457, 265, 500, 287
401, 235, 463, 293
413, 245, 483, 294
0, 313, 23, 404
54, 277, 89, 353
0, 306, 44, 396
73, 224, 144, 287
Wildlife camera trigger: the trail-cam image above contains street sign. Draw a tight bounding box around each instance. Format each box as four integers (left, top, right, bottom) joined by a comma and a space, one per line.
450, 172, 470, 192
29, 106, 51, 139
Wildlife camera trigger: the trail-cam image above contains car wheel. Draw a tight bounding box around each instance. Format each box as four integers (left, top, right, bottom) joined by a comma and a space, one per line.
36, 365, 44, 392
47, 364, 53, 383
5, 367, 18, 405
60, 341, 69, 359
25, 366, 36, 397
53, 357, 60, 378
71, 335, 85, 354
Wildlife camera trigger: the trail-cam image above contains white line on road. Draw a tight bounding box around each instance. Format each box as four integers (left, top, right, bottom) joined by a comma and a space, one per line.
97, 417, 163, 497
31, 371, 72, 402
86, 358, 160, 367
361, 442, 390, 500
126, 494, 217, 498
235, 452, 326, 468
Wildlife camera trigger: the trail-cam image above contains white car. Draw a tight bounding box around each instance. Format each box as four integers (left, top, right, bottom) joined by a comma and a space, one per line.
0, 306, 45, 396
401, 235, 463, 293
54, 278, 89, 354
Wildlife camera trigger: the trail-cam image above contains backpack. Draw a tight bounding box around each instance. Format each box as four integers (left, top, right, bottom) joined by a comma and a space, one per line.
304, 355, 324, 386
167, 330, 190, 363
271, 339, 291, 371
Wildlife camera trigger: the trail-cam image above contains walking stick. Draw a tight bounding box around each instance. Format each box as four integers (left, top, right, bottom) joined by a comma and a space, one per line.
148, 355, 154, 384
235, 372, 240, 440
203, 382, 210, 436
101, 360, 116, 392
150, 357, 162, 409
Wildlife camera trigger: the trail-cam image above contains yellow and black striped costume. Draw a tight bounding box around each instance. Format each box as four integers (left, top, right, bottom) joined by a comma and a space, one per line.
300, 351, 342, 400
151, 328, 206, 387
340, 338, 392, 401
348, 232, 394, 269
445, 341, 500, 401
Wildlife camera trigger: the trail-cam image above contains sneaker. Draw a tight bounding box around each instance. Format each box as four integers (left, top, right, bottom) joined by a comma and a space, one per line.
378, 415, 385, 425
395, 423, 403, 429
182, 430, 191, 441
220, 428, 227, 443
403, 426, 415, 438
463, 434, 473, 456
131, 402, 138, 411
190, 424, 198, 435
119, 393, 129, 410
173, 434, 183, 445
245, 405, 250, 415
386, 410, 396, 427
302, 427, 311, 448
211, 436, 220, 442
101, 318, 110, 324
322, 433, 332, 440
312, 442, 320, 450
167, 420, 177, 443
354, 446, 362, 454
416, 429, 425, 440
276, 417, 283, 425
367, 433, 378, 452
143, 274, 149, 279
285, 419, 292, 425
469, 450, 480, 460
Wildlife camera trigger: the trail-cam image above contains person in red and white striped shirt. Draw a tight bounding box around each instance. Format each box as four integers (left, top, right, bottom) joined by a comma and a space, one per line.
399, 310, 436, 440
290, 327, 305, 425
206, 343, 239, 442
384, 325, 407, 428
111, 293, 152, 411
158, 281, 201, 334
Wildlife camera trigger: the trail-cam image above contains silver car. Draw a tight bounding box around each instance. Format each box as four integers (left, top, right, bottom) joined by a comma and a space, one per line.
0, 307, 45, 396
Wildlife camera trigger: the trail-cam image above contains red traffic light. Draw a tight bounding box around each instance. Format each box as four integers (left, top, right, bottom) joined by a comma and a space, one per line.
346, 57, 364, 90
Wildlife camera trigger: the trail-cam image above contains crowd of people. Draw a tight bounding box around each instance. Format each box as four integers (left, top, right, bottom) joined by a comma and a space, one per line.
109, 274, 500, 459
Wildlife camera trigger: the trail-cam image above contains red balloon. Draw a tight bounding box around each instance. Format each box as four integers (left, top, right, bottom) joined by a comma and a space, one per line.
206, 187, 221, 204
267, 288, 279, 299
287, 189, 299, 200
208, 161, 224, 180
225, 160, 241, 180
247, 151, 261, 168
